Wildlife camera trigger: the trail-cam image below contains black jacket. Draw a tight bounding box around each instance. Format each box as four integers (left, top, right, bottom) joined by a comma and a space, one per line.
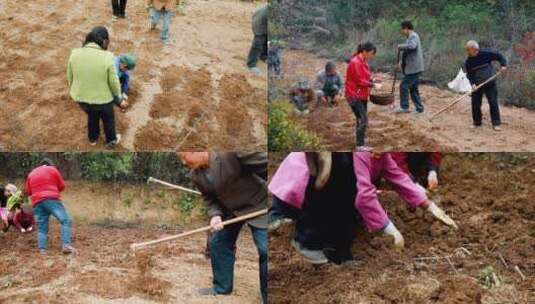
465, 49, 507, 85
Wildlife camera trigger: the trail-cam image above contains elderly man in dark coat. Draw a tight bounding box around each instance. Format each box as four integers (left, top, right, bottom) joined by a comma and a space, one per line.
180, 152, 267, 304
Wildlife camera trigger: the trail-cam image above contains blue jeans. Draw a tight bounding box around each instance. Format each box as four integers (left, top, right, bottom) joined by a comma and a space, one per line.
210, 222, 267, 304
400, 72, 424, 112
119, 72, 130, 95
33, 200, 72, 250
150, 8, 171, 41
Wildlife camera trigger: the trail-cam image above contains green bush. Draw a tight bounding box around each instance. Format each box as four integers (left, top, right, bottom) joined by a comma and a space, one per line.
177, 193, 196, 215
80, 153, 134, 181
268, 102, 322, 151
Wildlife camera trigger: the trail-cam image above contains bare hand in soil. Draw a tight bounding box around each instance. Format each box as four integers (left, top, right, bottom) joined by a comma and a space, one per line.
210, 216, 224, 232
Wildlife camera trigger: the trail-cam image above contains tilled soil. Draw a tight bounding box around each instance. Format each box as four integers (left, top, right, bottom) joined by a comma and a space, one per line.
268, 154, 535, 303
0, 224, 261, 303
272, 50, 535, 151
0, 0, 267, 151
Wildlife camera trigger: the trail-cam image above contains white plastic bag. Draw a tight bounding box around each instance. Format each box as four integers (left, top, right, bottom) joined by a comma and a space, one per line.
448, 69, 472, 93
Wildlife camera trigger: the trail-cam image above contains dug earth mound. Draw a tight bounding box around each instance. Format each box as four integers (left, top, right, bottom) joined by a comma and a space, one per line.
269, 154, 535, 303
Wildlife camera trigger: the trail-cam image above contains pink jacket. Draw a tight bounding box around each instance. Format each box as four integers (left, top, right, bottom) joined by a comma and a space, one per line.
268, 152, 310, 209
268, 152, 428, 232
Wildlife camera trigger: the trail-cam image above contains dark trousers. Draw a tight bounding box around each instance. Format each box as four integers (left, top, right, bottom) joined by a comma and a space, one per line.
291, 96, 306, 112
111, 0, 127, 17
79, 102, 117, 144
295, 154, 358, 257
471, 81, 500, 126
210, 222, 267, 304
349, 100, 368, 146
270, 196, 300, 222
247, 35, 268, 68
268, 62, 281, 76
400, 72, 424, 112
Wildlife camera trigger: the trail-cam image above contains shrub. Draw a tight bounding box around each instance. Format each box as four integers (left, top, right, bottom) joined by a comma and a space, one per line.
80, 153, 134, 181
268, 102, 322, 151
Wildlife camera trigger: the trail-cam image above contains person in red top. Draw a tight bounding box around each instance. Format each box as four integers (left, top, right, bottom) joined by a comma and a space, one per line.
391, 152, 442, 190
25, 158, 74, 255
345, 42, 381, 151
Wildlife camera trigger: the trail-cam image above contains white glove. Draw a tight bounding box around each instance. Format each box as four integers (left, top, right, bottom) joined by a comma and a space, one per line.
427, 202, 458, 229
21, 228, 26, 233
428, 170, 438, 190
383, 221, 404, 249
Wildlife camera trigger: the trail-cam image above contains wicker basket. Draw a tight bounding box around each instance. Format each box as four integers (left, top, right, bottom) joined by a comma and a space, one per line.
370, 93, 395, 106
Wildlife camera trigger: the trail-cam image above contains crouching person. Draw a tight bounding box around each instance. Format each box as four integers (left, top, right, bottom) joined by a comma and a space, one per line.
269, 152, 359, 266
25, 158, 74, 255
179, 152, 268, 304
114, 54, 136, 101
314, 61, 344, 108
289, 78, 315, 115
3, 184, 35, 233
391, 152, 442, 190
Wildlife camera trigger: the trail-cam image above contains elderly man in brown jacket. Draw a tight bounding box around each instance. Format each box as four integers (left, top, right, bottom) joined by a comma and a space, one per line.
147, 0, 175, 44
179, 152, 267, 304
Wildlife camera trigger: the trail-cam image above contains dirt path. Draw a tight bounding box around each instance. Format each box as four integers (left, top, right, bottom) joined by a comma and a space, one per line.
0, 224, 261, 303
0, 0, 267, 151
274, 50, 535, 151
268, 154, 535, 303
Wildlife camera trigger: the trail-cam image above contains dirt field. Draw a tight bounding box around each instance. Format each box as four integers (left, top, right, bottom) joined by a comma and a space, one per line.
268, 154, 535, 303
0, 0, 267, 151
0, 182, 262, 303
271, 50, 535, 151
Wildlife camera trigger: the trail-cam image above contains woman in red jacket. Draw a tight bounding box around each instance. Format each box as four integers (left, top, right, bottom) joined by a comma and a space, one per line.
345, 42, 380, 151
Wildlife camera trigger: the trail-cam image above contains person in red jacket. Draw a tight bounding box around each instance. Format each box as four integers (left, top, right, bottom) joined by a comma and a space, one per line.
345, 42, 381, 151
391, 152, 442, 190
24, 158, 74, 255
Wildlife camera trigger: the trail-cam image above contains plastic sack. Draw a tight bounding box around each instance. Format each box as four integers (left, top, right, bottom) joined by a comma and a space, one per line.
448, 69, 472, 93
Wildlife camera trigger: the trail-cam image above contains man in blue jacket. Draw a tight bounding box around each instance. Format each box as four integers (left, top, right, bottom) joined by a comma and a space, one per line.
464, 40, 507, 131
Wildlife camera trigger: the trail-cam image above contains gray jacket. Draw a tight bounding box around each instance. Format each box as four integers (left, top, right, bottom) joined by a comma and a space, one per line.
252, 5, 268, 36
314, 70, 344, 93
399, 31, 424, 75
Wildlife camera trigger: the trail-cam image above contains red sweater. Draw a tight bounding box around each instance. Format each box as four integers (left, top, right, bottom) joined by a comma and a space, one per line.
345, 54, 373, 101
24, 165, 65, 206
391, 152, 442, 176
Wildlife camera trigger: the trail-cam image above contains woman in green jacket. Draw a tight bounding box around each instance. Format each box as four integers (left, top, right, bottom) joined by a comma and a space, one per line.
67, 26, 128, 148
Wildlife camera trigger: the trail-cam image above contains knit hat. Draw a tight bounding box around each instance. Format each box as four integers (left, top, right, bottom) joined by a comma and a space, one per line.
120, 54, 137, 70
297, 77, 310, 90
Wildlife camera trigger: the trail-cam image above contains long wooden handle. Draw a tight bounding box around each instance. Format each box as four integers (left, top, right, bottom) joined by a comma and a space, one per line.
130, 209, 268, 250
429, 70, 503, 122
391, 49, 401, 94
147, 177, 202, 196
